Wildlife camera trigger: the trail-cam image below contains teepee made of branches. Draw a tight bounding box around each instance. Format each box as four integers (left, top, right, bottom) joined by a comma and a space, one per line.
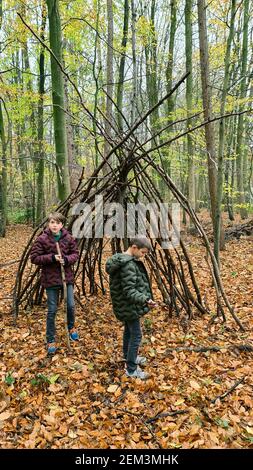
12, 72, 244, 331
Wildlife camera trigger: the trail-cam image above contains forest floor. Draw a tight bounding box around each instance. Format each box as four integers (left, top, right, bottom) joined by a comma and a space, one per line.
0, 213, 253, 449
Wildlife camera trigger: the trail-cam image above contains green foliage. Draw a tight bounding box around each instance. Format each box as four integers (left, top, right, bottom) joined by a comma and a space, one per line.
5, 372, 15, 386
144, 318, 153, 331
8, 208, 33, 224
231, 271, 238, 278
243, 435, 253, 444
215, 418, 230, 429
30, 373, 60, 388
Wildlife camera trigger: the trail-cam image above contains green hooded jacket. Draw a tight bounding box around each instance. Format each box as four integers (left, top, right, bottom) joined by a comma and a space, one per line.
105, 253, 153, 322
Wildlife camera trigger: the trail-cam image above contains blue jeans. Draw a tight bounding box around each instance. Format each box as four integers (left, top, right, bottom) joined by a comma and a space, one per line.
46, 284, 75, 343
123, 318, 142, 373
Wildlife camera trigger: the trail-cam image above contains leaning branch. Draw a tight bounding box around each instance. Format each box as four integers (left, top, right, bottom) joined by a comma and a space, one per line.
140, 108, 253, 154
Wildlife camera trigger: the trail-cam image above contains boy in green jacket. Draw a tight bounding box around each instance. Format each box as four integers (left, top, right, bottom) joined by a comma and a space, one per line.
106, 237, 156, 379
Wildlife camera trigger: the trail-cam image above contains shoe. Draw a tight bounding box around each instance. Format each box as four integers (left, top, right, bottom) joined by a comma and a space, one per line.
126, 366, 150, 380
69, 329, 79, 341
123, 356, 147, 366
136, 356, 147, 366
47, 342, 57, 355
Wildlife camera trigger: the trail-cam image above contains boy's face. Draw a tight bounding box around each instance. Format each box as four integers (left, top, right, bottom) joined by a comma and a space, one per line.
131, 245, 149, 259
48, 218, 63, 234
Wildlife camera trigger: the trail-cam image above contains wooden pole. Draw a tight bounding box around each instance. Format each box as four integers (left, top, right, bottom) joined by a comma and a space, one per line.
56, 241, 71, 350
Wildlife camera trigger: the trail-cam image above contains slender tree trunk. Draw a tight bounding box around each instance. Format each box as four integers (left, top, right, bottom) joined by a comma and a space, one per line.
131, 0, 137, 126
23, 44, 37, 224
145, 0, 159, 145
35, 3, 46, 225
197, 0, 225, 255
14, 48, 30, 220
0, 101, 7, 237
245, 46, 253, 198
0, 5, 7, 236
197, 0, 217, 220
214, 0, 236, 263
46, 0, 71, 201
224, 56, 238, 221
8, 121, 14, 215
116, 0, 129, 132
224, 114, 236, 221
92, 0, 101, 168
236, 0, 249, 219
63, 45, 80, 192
158, 0, 177, 199
185, 0, 195, 221
0, 0, 2, 29
166, 0, 177, 126
103, 0, 114, 173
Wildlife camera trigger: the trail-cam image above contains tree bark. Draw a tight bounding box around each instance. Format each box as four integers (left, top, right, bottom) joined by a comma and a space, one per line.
46, 0, 71, 201
35, 3, 46, 224
0, 2, 6, 236
116, 0, 130, 132
235, 0, 250, 219
185, 0, 195, 218
166, 0, 177, 125
160, 0, 177, 195
103, 0, 114, 173
197, 0, 225, 255
0, 101, 7, 237
14, 48, 30, 221
131, 0, 137, 126
145, 0, 159, 146
214, 0, 236, 263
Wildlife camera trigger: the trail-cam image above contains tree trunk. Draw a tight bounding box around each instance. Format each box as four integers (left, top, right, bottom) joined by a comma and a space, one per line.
103, 0, 114, 174
197, 0, 225, 255
22, 42, 37, 224
185, 0, 195, 219
46, 0, 71, 201
14, 48, 30, 221
214, 0, 236, 263
235, 0, 249, 219
0, 6, 6, 236
145, 0, 159, 145
35, 3, 46, 225
63, 48, 80, 192
0, 101, 7, 237
131, 0, 137, 125
197, 0, 217, 220
224, 114, 237, 221
159, 0, 177, 198
92, 0, 101, 169
116, 0, 129, 132
166, 0, 177, 126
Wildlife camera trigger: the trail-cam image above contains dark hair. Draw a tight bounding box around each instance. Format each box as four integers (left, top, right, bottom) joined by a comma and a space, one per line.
129, 236, 152, 251
47, 212, 65, 224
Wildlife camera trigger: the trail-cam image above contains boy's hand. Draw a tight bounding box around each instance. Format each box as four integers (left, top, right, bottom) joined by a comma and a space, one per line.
55, 254, 65, 265
146, 299, 157, 309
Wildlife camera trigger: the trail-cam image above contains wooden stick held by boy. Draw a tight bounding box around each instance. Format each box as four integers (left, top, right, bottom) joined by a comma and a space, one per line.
56, 241, 71, 351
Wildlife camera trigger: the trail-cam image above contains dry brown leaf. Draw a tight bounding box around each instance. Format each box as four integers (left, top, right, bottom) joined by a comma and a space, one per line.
189, 380, 201, 390
107, 384, 119, 393
0, 410, 11, 421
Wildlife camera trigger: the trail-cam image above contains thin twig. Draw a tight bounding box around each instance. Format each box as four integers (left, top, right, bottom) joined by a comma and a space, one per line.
146, 410, 188, 424
211, 376, 246, 404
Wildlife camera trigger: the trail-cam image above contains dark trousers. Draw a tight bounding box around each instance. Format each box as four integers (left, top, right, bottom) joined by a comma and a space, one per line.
123, 318, 142, 373
46, 284, 75, 343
